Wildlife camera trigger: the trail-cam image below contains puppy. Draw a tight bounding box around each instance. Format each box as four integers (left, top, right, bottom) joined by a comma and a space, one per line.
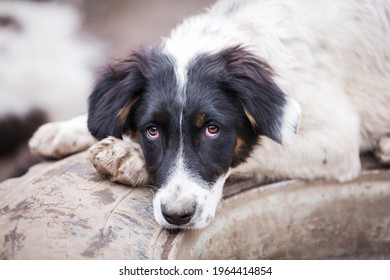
30, 0, 390, 229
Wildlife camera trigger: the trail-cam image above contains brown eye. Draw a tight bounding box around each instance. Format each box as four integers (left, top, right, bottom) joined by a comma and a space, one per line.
146, 126, 159, 139
205, 125, 219, 138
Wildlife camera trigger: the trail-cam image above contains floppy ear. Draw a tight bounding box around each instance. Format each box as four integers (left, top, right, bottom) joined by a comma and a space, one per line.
222, 47, 301, 144
88, 52, 147, 140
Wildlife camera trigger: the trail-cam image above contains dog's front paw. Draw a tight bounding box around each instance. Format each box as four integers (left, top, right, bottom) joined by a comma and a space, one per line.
377, 137, 390, 164
29, 118, 94, 159
89, 136, 150, 186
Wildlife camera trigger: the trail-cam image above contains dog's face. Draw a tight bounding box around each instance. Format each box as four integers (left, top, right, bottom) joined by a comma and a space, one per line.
88, 45, 300, 229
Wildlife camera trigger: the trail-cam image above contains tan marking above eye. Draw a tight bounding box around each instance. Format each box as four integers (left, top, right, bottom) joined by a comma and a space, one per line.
194, 113, 206, 128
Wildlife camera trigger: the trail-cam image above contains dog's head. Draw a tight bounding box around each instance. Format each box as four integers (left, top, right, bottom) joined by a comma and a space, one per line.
88, 45, 301, 229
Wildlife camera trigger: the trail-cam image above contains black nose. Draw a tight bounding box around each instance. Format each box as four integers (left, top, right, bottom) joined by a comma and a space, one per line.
161, 203, 196, 226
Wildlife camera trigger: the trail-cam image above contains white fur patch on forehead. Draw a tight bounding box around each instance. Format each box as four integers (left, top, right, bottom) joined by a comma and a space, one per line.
160, 11, 246, 93
160, 40, 190, 109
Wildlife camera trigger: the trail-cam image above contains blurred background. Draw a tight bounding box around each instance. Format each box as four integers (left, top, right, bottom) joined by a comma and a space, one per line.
0, 0, 214, 181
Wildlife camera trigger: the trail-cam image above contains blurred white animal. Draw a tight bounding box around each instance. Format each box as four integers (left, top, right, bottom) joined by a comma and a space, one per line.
0, 1, 101, 179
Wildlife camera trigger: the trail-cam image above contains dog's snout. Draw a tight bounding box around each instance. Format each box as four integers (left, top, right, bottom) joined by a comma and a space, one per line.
161, 201, 196, 226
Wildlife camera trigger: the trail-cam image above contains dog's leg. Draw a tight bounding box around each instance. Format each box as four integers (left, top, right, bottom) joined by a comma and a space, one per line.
376, 137, 390, 164
89, 136, 150, 186
29, 114, 95, 159
233, 133, 361, 182
233, 105, 362, 182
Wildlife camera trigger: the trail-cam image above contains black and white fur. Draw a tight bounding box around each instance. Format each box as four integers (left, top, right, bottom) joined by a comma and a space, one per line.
0, 2, 100, 180
30, 0, 390, 229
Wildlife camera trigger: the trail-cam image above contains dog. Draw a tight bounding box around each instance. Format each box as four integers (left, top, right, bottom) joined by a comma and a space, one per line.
29, 0, 390, 230
0, 1, 101, 180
